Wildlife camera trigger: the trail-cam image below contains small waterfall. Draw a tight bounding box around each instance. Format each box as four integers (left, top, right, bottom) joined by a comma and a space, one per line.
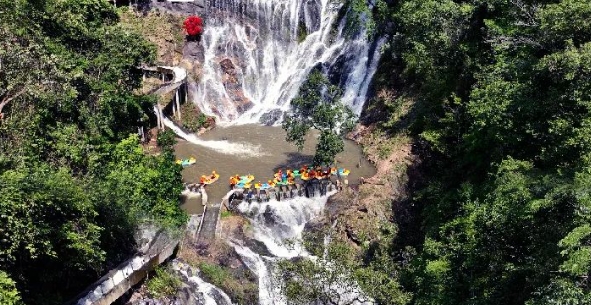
235, 194, 329, 258
160, 115, 267, 157
195, 0, 384, 123
230, 194, 332, 305
173, 261, 235, 305
229, 193, 373, 305
232, 243, 284, 304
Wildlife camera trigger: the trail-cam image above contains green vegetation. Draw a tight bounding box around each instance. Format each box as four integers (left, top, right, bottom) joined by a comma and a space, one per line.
282, 69, 356, 165
146, 267, 183, 298
282, 0, 591, 304
297, 21, 307, 43
0, 1, 186, 304
387, 0, 591, 303
198, 262, 258, 304
179, 102, 213, 133
278, 233, 410, 305
220, 210, 233, 218
0, 271, 21, 305
118, 7, 185, 65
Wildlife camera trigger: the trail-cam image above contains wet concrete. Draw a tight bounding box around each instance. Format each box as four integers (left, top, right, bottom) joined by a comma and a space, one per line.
177, 124, 375, 213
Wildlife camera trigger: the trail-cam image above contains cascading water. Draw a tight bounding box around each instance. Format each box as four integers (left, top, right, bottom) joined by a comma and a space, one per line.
159, 0, 383, 301
195, 0, 384, 123
226, 192, 373, 305
172, 261, 234, 305
161, 115, 267, 157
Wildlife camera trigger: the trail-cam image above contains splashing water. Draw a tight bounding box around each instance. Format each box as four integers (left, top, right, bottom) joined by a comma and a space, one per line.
173, 261, 234, 305
195, 0, 385, 123
161, 115, 267, 157
227, 192, 373, 305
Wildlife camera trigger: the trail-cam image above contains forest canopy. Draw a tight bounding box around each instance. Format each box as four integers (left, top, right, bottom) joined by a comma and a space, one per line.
366, 0, 591, 304
280, 0, 591, 304
0, 1, 185, 304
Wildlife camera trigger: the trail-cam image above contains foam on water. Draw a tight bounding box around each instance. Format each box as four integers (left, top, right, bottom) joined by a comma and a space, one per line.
161, 115, 267, 157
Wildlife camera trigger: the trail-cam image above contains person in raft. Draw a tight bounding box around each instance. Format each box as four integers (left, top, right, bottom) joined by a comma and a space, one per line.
199, 176, 206, 184
210, 171, 217, 179
229, 175, 238, 186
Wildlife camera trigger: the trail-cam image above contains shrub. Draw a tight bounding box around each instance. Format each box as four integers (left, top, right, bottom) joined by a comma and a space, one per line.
180, 103, 213, 132
156, 129, 176, 149
146, 267, 182, 298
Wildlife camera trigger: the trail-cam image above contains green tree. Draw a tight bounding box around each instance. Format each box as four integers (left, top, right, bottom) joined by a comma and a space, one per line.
282, 69, 356, 165
0, 0, 184, 303
0, 271, 21, 305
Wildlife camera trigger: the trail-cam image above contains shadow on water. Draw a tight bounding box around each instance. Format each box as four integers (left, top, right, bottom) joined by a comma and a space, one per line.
272, 151, 314, 172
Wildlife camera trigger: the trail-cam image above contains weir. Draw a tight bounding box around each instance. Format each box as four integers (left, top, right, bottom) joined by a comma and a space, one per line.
226, 178, 340, 211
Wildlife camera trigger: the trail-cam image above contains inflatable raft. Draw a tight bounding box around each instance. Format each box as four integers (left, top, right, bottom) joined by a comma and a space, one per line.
201, 172, 220, 185
337, 168, 350, 176
175, 157, 196, 168
235, 183, 251, 189
239, 175, 255, 184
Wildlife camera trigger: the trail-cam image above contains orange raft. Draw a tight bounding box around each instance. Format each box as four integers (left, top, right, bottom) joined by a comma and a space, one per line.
201, 171, 220, 185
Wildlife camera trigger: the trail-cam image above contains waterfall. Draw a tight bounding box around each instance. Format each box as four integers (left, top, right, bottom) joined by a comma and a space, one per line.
173, 261, 235, 305
195, 0, 384, 123
228, 192, 373, 305
160, 115, 268, 157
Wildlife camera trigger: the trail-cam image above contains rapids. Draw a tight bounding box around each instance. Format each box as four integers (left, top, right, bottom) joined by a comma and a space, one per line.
230, 193, 373, 305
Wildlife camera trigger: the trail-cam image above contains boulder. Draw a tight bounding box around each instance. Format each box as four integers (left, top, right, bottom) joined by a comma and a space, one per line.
259, 109, 284, 126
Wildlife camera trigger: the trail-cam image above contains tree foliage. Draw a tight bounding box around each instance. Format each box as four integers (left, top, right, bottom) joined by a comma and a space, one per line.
0, 271, 22, 305
360, 0, 591, 304
0, 1, 185, 303
283, 69, 356, 165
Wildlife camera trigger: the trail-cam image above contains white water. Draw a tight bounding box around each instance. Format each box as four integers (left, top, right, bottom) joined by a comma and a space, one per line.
173, 261, 234, 305
226, 192, 373, 305
161, 115, 268, 157
195, 0, 384, 123
232, 193, 332, 305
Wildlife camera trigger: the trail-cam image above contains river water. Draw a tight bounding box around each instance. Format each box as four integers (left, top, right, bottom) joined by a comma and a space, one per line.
176, 124, 375, 214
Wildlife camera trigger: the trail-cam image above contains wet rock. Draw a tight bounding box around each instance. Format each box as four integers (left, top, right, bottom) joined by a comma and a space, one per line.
243, 237, 273, 257
262, 205, 277, 227
299, 0, 322, 33
304, 217, 329, 234
327, 52, 349, 86
183, 41, 205, 63
259, 109, 284, 126
219, 58, 254, 115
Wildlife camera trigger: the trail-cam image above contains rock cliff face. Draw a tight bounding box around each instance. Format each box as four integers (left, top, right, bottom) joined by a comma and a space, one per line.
219, 58, 254, 114
149, 0, 206, 16
304, 122, 416, 251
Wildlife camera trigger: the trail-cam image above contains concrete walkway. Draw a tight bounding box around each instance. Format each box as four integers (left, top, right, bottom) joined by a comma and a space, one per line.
197, 203, 220, 244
